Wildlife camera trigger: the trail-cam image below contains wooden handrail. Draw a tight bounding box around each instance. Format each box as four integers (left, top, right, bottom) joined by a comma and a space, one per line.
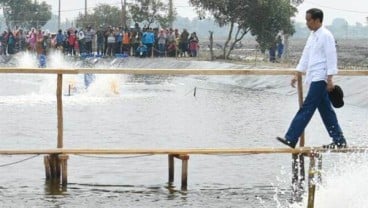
0, 147, 366, 155
0, 68, 367, 76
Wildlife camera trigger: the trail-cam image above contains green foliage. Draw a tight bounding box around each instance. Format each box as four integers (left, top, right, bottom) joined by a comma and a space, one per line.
190, 0, 296, 56
291, 0, 304, 6
0, 0, 52, 29
189, 0, 252, 58
75, 4, 122, 28
75, 1, 176, 29
129, 0, 175, 28
190, 0, 247, 27
248, 0, 296, 52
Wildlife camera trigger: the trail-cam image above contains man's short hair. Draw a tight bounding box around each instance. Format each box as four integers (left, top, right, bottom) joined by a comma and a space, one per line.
307, 8, 324, 23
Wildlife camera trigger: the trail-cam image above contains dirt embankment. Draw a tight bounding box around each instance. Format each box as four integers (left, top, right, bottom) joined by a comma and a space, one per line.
200, 38, 368, 69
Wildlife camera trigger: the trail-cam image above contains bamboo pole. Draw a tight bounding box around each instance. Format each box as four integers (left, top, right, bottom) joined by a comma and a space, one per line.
291, 72, 306, 201
297, 72, 306, 184
0, 68, 367, 76
297, 72, 305, 147
299, 153, 305, 186
57, 74, 63, 148
168, 154, 175, 183
0, 147, 365, 155
180, 155, 189, 190
307, 155, 317, 208
59, 154, 69, 186
291, 154, 301, 201
49, 154, 60, 179
44, 155, 51, 180
317, 154, 323, 184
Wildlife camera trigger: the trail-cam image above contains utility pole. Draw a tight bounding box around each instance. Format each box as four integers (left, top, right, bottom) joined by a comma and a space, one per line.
168, 0, 173, 28
121, 0, 127, 28
85, 0, 88, 17
58, 0, 61, 29
85, 0, 88, 27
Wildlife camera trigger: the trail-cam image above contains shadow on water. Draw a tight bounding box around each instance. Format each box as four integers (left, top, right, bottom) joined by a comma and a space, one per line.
45, 181, 286, 201
61, 182, 183, 194
44, 181, 189, 199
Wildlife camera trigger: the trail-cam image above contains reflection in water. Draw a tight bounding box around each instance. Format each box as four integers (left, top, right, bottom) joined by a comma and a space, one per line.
44, 180, 67, 195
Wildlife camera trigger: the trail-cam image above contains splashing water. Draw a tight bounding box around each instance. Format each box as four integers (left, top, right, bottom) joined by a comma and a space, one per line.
14, 51, 38, 68
83, 74, 121, 97
15, 51, 122, 98
0, 51, 124, 106
313, 153, 368, 207
282, 153, 368, 208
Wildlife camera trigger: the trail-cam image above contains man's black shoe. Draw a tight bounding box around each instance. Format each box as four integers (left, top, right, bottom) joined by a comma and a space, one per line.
276, 137, 296, 148
322, 142, 347, 149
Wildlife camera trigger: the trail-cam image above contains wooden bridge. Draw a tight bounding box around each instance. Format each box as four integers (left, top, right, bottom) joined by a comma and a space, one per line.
1, 67, 367, 208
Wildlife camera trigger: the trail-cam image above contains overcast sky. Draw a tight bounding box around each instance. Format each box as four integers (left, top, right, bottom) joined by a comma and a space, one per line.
52, 0, 368, 25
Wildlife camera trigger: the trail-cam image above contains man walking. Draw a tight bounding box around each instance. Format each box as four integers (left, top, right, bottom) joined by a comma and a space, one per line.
276, 8, 347, 149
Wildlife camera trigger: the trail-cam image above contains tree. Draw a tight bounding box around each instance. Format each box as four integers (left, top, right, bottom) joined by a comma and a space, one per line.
190, 0, 296, 59
129, 0, 176, 28
190, 0, 250, 59
0, 0, 51, 29
248, 0, 296, 53
76, 4, 122, 29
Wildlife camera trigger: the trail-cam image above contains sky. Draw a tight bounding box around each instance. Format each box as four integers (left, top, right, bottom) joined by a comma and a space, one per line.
295, 0, 368, 25
52, 0, 368, 25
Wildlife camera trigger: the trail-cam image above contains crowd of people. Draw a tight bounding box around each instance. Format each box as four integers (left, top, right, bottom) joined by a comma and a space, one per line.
0, 23, 200, 58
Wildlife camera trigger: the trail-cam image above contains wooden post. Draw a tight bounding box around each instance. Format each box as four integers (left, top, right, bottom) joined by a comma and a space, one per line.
49, 154, 61, 179
317, 154, 323, 184
43, 74, 64, 185
56, 74, 63, 148
45, 153, 68, 187
296, 72, 305, 146
299, 153, 305, 184
168, 154, 174, 183
170, 154, 190, 189
209, 31, 214, 61
44, 155, 51, 180
291, 154, 301, 201
307, 154, 317, 208
291, 72, 306, 201
59, 154, 69, 186
44, 154, 60, 181
180, 155, 189, 190
297, 72, 306, 185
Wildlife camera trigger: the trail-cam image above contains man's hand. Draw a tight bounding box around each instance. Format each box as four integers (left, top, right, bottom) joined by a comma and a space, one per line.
327, 79, 334, 91
327, 75, 334, 91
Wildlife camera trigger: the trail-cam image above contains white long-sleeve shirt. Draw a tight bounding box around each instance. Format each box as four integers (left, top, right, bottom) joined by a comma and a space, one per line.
296, 26, 338, 84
